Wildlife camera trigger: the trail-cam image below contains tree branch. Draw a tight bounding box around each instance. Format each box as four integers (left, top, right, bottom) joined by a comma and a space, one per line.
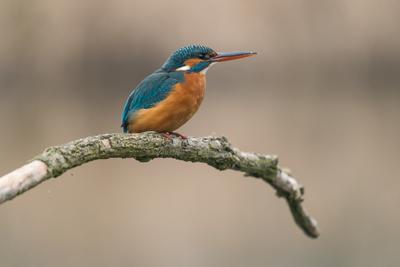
0, 132, 319, 238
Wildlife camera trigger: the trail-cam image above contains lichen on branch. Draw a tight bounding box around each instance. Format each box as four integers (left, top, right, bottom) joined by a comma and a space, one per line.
0, 132, 319, 238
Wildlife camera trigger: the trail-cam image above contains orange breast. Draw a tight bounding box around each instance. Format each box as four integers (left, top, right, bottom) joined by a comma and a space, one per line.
128, 72, 206, 133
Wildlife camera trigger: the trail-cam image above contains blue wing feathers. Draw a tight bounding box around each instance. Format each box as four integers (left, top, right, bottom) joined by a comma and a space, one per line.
121, 70, 184, 132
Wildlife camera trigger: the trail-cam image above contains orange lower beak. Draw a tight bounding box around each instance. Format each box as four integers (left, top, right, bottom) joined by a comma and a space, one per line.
211, 51, 257, 62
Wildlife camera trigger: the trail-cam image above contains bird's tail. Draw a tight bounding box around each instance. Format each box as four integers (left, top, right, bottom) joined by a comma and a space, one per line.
121, 122, 128, 133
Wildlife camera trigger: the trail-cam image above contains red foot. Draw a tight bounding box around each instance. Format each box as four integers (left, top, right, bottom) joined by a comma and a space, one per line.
161, 132, 187, 140
171, 132, 187, 139
161, 132, 173, 139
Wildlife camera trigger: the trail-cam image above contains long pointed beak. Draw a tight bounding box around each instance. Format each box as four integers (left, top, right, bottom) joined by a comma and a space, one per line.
211, 51, 257, 62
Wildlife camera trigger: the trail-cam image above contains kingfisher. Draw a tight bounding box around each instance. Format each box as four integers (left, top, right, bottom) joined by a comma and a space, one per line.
121, 44, 256, 138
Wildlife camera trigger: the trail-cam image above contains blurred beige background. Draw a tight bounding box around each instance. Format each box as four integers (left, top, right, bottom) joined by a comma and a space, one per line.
1, 0, 400, 266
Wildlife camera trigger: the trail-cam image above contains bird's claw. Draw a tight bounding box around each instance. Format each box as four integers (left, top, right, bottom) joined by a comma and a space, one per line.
161, 132, 187, 140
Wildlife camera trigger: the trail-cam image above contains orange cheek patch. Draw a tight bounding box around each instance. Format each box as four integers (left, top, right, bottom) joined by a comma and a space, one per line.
184, 58, 203, 67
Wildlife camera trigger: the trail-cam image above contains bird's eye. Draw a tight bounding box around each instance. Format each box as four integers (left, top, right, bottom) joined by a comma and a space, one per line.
199, 53, 209, 60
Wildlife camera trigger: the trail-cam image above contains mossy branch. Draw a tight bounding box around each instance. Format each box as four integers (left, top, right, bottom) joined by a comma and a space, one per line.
0, 132, 319, 238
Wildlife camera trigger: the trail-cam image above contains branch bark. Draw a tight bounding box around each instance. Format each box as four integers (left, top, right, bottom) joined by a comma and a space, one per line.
0, 132, 319, 238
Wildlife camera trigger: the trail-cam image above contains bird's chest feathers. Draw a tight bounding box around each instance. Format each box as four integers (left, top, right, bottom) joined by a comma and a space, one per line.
130, 72, 206, 132
160, 72, 206, 127
172, 72, 206, 112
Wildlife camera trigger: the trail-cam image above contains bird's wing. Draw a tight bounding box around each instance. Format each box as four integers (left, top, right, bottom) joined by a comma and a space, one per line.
121, 71, 183, 132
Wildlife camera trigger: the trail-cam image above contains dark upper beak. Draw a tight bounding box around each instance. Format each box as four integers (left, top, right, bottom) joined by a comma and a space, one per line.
210, 51, 257, 62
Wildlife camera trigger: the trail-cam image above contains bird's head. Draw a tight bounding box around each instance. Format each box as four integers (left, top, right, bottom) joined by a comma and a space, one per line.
161, 44, 256, 73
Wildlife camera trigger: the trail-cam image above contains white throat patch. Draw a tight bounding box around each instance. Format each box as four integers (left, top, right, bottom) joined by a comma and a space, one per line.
176, 65, 191, 71
175, 62, 216, 74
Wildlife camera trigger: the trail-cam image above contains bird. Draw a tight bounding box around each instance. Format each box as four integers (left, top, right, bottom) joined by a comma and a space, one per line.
121, 44, 256, 138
